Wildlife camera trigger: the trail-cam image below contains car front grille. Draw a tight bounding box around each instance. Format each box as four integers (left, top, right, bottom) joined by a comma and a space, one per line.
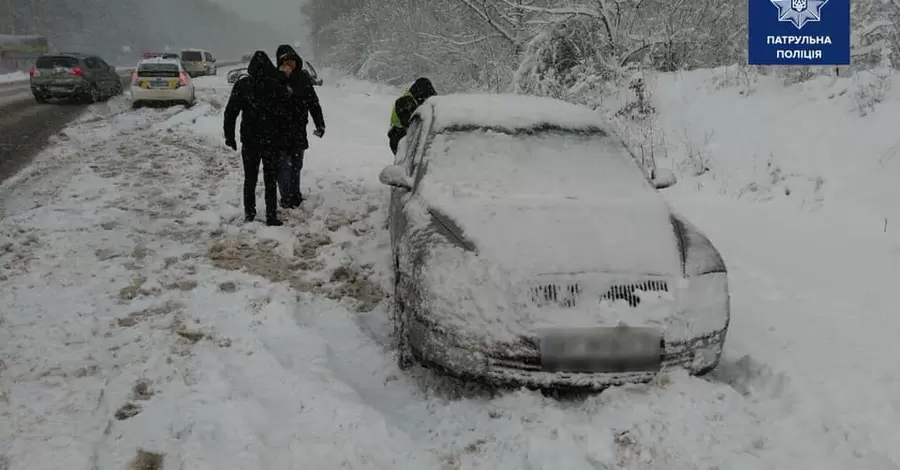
530, 282, 581, 307
529, 277, 669, 308
601, 279, 668, 307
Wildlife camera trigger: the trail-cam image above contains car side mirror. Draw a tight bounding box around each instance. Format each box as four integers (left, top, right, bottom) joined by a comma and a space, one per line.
650, 168, 677, 189
379, 164, 412, 190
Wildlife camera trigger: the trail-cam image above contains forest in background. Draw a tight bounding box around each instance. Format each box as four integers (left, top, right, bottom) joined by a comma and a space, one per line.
302, 0, 900, 99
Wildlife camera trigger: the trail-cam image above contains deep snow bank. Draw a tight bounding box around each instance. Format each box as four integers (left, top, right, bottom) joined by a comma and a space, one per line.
603, 66, 900, 230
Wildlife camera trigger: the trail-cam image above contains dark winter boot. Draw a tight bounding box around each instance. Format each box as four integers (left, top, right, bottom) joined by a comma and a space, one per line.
266, 217, 283, 226
244, 212, 256, 223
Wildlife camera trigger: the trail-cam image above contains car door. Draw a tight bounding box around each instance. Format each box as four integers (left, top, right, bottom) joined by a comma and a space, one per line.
389, 116, 425, 261
85, 57, 109, 91
95, 57, 118, 91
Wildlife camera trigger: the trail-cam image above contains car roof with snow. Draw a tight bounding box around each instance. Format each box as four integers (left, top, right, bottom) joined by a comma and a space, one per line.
425, 93, 607, 134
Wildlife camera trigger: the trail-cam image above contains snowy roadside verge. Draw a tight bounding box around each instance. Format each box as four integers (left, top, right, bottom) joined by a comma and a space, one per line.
0, 80, 434, 469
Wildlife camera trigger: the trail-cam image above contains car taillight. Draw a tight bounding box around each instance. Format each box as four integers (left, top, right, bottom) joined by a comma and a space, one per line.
71, 66, 83, 76
30, 66, 39, 77
178, 72, 188, 87
131, 71, 137, 84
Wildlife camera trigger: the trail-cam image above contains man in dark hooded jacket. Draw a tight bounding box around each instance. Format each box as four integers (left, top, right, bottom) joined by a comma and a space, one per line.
388, 77, 437, 155
274, 44, 326, 208
223, 50, 294, 226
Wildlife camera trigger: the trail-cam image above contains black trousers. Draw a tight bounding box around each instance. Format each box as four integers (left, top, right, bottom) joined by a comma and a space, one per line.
241, 145, 279, 219
388, 127, 406, 155
278, 148, 305, 207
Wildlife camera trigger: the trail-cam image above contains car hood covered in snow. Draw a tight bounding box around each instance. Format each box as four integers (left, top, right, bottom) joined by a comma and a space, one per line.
429, 194, 682, 276
418, 128, 683, 276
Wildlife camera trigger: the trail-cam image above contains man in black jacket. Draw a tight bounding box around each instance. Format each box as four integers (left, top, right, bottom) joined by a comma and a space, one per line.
274, 45, 326, 208
388, 77, 436, 155
223, 50, 293, 226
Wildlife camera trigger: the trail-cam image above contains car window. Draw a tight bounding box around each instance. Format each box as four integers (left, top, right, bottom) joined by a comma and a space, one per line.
85, 57, 101, 69
204, 52, 211, 61
137, 63, 180, 77
35, 56, 78, 68
181, 51, 202, 61
95, 58, 109, 69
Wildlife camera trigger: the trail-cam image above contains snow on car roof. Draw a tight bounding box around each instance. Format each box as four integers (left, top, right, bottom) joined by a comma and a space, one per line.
138, 57, 180, 65
427, 93, 607, 133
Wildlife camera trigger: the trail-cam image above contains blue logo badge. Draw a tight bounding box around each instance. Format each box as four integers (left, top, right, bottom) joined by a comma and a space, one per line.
770, 0, 828, 29
748, 0, 849, 65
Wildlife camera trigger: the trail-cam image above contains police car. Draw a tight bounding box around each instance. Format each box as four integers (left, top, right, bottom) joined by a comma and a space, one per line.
130, 57, 195, 108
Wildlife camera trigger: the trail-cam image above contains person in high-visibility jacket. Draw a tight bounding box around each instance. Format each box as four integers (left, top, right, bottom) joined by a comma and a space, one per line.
388, 77, 437, 155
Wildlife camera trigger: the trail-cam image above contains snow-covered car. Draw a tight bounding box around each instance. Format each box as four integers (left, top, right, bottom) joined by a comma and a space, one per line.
130, 57, 195, 108
227, 67, 248, 84
379, 93, 730, 390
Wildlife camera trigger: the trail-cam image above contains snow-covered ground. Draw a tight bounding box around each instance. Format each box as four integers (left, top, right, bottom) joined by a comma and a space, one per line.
0, 71, 28, 84
1, 67, 899, 469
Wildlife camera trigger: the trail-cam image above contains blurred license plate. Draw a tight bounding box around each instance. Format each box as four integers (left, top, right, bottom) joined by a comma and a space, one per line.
50, 86, 68, 92
539, 325, 663, 373
141, 79, 173, 89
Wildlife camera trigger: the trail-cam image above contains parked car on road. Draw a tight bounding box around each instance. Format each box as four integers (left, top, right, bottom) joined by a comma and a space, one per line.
379, 93, 730, 391
180, 49, 216, 77
130, 57, 195, 108
302, 60, 323, 86
226, 67, 248, 84
30, 52, 123, 103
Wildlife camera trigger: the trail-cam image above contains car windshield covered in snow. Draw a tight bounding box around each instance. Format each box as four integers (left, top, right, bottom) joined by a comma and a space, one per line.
422, 126, 656, 200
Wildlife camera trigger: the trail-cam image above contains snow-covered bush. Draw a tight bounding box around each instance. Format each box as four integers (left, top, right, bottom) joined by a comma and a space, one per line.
851, 47, 893, 116
709, 65, 760, 96
614, 78, 655, 122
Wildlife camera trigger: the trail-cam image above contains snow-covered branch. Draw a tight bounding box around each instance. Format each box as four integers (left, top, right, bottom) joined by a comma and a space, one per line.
418, 32, 508, 47
453, 0, 517, 43
499, 0, 601, 18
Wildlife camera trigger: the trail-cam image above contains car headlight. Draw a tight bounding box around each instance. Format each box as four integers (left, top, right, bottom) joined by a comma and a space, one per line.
407, 316, 490, 375
671, 215, 726, 277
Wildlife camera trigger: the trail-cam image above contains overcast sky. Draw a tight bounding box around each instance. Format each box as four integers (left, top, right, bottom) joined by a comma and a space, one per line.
210, 0, 306, 37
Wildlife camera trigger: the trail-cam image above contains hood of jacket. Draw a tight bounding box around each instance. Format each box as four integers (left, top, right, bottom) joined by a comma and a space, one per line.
409, 77, 436, 102
276, 44, 302, 67
248, 50, 278, 79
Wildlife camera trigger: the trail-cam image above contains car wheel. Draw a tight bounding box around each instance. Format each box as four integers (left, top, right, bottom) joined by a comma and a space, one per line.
132, 100, 142, 109
33, 93, 48, 104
